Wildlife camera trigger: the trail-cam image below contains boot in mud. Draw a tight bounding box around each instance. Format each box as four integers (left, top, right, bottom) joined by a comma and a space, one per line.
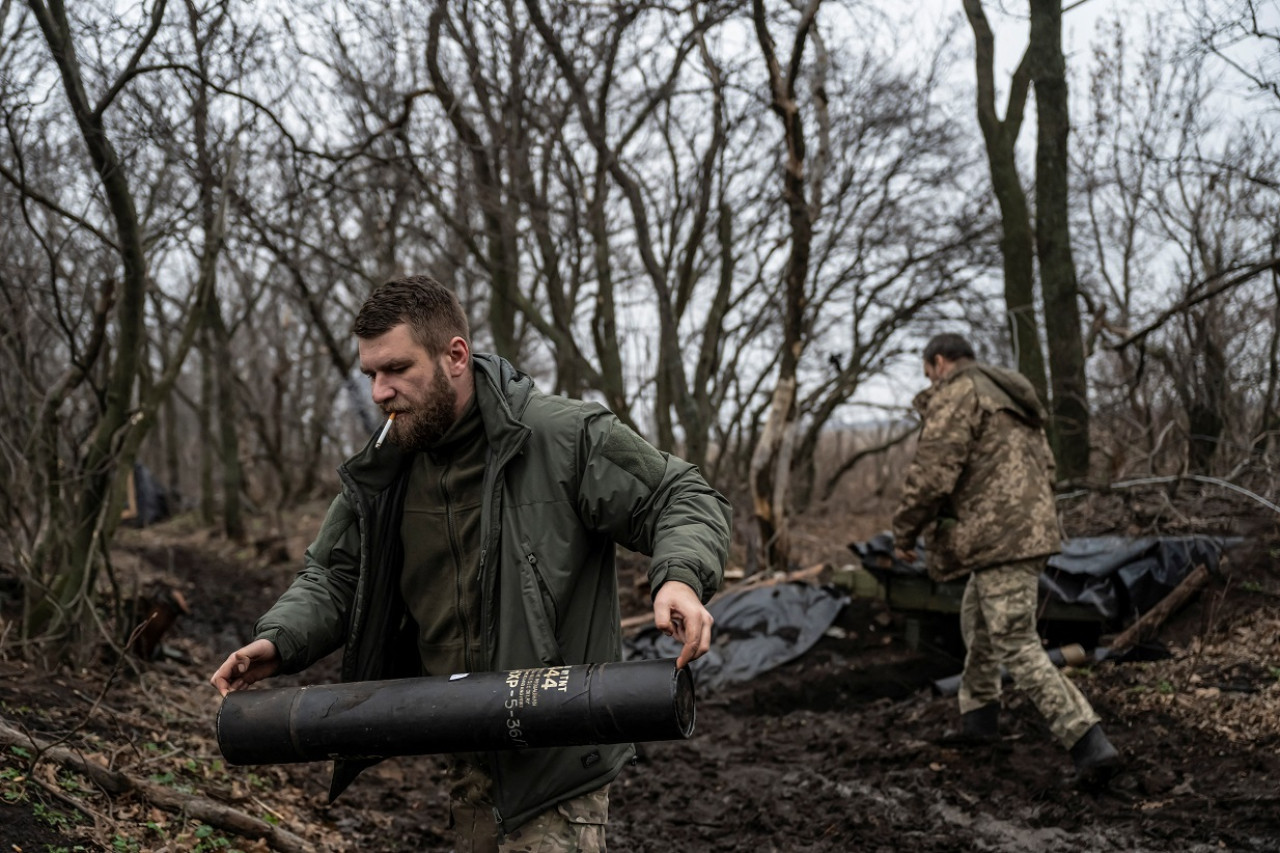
1069, 723, 1121, 787
938, 702, 1000, 747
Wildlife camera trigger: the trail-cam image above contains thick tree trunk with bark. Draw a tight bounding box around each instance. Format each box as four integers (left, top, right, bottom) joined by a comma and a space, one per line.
1030, 0, 1090, 480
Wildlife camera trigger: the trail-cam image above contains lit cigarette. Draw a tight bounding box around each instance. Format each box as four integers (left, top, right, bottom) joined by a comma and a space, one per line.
375, 412, 396, 449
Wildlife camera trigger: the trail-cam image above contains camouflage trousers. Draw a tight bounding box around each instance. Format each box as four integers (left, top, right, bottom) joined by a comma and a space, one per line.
958, 558, 1100, 748
447, 761, 609, 852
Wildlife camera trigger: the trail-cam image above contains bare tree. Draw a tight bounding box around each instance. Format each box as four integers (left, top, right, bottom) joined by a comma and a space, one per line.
521, 0, 740, 460
744, 0, 825, 572
18, 0, 168, 650
1078, 10, 1280, 481
788, 23, 995, 509
961, 0, 1050, 404
1030, 0, 1091, 480
1190, 0, 1280, 102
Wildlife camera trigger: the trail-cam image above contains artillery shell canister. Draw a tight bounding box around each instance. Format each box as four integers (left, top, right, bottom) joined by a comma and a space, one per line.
216, 657, 695, 765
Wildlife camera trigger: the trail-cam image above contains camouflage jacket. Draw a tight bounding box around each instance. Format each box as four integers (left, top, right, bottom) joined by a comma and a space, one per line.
892, 360, 1061, 581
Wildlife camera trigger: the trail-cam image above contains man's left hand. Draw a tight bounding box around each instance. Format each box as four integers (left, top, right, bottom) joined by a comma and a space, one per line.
652, 580, 714, 669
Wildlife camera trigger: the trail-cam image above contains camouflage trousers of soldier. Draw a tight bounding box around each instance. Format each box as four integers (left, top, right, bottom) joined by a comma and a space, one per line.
958, 558, 1100, 748
447, 761, 608, 852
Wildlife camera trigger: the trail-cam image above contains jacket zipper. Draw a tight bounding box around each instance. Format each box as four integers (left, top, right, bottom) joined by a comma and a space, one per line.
338, 467, 372, 683
441, 467, 473, 674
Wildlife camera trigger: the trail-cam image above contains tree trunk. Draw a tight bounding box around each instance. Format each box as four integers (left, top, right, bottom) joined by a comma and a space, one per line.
426, 6, 519, 360
1186, 313, 1227, 474
749, 376, 798, 572
962, 0, 1049, 404
1257, 244, 1280, 452
1029, 0, 1090, 480
189, 9, 244, 541
588, 183, 633, 427
163, 397, 181, 507
749, 0, 819, 573
199, 339, 216, 527
207, 299, 245, 541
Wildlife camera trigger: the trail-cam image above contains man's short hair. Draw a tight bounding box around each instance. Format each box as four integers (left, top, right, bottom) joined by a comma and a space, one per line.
923, 333, 975, 363
353, 275, 470, 355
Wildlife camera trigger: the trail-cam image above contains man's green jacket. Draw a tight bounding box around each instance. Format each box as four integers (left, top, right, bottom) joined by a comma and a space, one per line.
253, 353, 732, 833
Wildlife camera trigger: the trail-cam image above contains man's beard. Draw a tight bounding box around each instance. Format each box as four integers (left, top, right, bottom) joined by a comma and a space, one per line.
389, 365, 458, 452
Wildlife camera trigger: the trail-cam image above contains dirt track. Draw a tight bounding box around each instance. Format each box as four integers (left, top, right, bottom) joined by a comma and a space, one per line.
1, 517, 1279, 852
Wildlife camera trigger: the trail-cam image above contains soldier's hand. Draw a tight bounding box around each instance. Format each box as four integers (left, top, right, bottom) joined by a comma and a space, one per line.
894, 546, 918, 563
210, 639, 280, 696
652, 581, 713, 670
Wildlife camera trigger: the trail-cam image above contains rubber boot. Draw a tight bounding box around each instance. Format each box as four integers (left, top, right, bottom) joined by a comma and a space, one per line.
939, 702, 999, 746
1069, 723, 1121, 786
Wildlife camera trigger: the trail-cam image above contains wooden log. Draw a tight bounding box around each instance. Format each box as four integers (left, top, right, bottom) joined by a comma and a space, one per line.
0, 719, 315, 853
1108, 562, 1211, 655
621, 562, 829, 633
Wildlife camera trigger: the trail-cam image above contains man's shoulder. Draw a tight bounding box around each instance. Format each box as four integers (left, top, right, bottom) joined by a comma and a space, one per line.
522, 389, 607, 421
518, 392, 626, 454
928, 370, 980, 411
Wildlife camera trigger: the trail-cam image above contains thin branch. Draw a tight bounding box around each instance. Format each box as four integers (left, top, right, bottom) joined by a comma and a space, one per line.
820, 424, 919, 502
0, 160, 119, 248
1110, 257, 1280, 350
91, 0, 168, 120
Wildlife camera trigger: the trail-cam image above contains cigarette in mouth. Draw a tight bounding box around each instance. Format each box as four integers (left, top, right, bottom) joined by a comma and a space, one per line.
375, 412, 396, 449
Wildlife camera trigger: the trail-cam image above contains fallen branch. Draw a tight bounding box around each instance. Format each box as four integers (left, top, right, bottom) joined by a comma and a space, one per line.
1056, 474, 1280, 515
729, 562, 828, 593
622, 562, 829, 633
1108, 563, 1211, 656
0, 719, 314, 853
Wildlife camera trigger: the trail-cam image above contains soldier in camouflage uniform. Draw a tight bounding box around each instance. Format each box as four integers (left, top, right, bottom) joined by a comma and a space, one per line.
892, 333, 1120, 784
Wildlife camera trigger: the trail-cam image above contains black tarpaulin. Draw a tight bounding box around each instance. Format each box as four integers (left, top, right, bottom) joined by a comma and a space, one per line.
624, 582, 849, 692
850, 532, 1235, 621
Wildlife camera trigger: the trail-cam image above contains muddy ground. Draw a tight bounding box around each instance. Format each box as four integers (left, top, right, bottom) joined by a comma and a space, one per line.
1, 502, 1279, 852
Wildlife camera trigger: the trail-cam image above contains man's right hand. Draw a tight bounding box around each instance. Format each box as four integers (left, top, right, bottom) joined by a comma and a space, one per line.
210, 638, 280, 696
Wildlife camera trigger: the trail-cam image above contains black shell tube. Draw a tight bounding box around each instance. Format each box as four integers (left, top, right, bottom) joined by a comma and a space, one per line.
216, 657, 694, 765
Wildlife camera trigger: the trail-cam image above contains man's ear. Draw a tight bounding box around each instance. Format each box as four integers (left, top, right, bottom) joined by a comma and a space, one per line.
445, 336, 471, 377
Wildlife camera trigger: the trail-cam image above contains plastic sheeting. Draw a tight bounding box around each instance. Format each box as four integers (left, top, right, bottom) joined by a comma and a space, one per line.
624, 583, 849, 692
850, 532, 1235, 621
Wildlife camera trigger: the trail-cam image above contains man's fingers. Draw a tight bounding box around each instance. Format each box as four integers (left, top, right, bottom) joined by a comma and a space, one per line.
674, 612, 713, 669
211, 651, 254, 696
674, 614, 699, 668
210, 641, 279, 696
676, 637, 697, 669
652, 581, 715, 667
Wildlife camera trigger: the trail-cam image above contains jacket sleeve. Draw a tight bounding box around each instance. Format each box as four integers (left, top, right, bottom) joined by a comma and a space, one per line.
575, 408, 732, 603
253, 494, 361, 674
892, 378, 980, 549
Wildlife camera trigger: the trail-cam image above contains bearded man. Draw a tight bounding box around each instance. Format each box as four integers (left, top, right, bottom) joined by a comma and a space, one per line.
211, 275, 731, 850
